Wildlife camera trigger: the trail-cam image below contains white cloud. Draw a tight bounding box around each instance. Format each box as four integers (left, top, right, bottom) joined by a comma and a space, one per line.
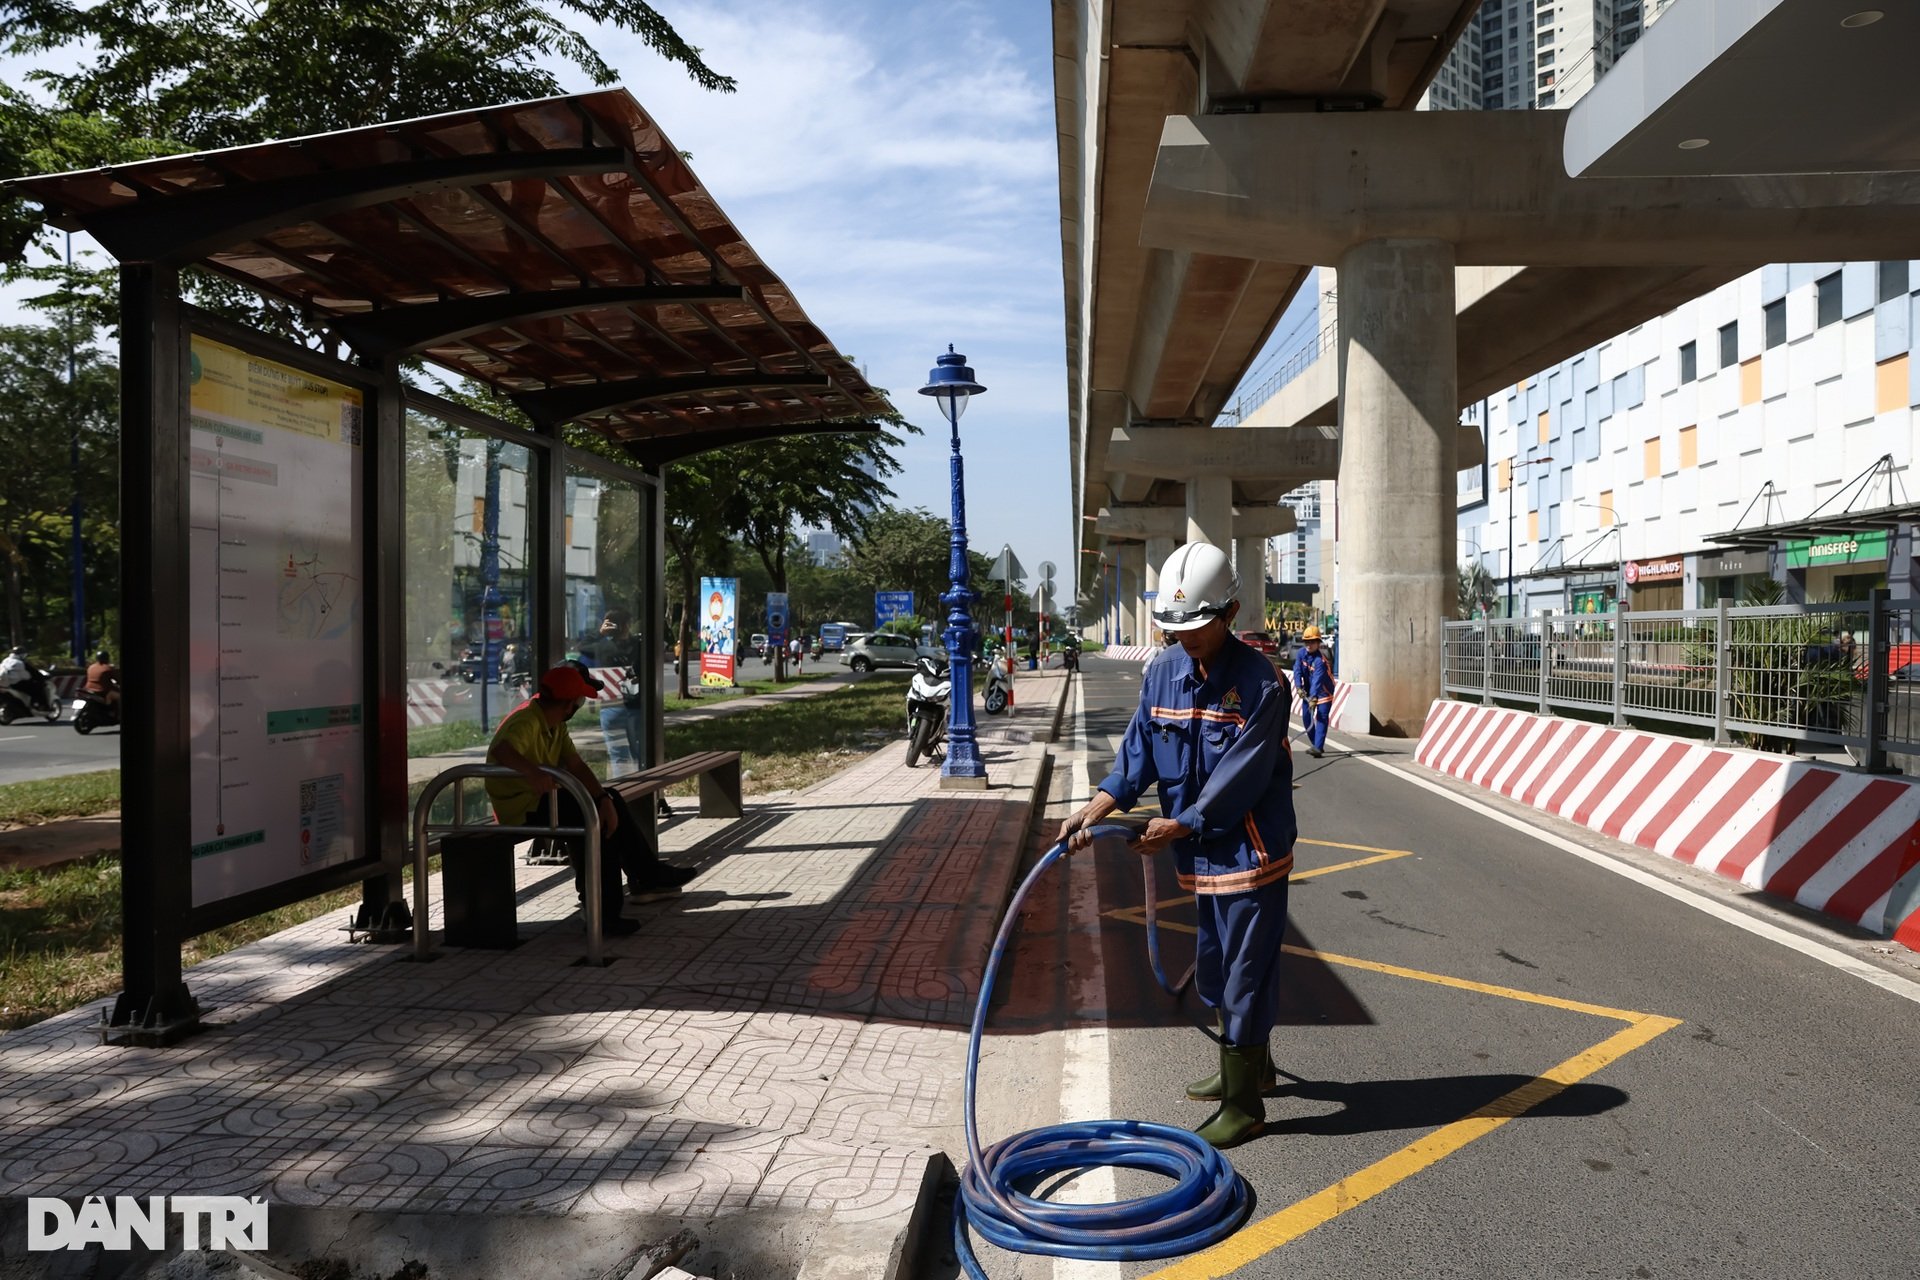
0, 0, 1079, 596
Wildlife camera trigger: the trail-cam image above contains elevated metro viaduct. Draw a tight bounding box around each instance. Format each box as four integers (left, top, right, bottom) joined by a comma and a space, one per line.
1054, 0, 1920, 732
2, 91, 893, 1043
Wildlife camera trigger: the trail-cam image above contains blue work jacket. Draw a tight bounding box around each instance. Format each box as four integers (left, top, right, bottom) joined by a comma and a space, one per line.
1098, 635, 1296, 895
1293, 647, 1335, 702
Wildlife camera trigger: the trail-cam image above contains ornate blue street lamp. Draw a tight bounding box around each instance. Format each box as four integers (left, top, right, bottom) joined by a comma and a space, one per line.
919, 346, 989, 787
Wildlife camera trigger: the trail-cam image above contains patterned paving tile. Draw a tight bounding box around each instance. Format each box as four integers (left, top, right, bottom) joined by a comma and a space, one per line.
0, 706, 1061, 1237
751, 1134, 935, 1222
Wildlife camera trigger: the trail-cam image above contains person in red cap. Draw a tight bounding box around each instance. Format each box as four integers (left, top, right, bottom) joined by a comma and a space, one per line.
486, 664, 696, 936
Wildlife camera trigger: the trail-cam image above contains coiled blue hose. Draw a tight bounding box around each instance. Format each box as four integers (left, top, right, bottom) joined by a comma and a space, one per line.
954, 825, 1250, 1276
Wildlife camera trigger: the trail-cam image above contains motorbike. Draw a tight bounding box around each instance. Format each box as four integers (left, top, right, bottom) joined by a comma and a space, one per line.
981, 655, 1013, 715
0, 670, 62, 724
1060, 641, 1080, 673
71, 689, 120, 734
904, 654, 950, 768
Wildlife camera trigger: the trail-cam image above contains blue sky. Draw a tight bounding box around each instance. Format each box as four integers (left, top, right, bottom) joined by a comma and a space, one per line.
1, 0, 1079, 600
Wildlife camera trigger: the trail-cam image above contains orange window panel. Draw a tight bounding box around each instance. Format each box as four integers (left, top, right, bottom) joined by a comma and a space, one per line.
565, 514, 575, 547
1678, 425, 1698, 468
1877, 354, 1910, 414
1598, 490, 1614, 527
1528, 509, 1539, 542
1537, 411, 1551, 446
1498, 458, 1513, 492
472, 496, 485, 534
1740, 356, 1762, 405
1643, 438, 1662, 478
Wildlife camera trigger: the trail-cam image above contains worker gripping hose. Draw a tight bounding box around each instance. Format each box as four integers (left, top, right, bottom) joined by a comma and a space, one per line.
954, 824, 1249, 1276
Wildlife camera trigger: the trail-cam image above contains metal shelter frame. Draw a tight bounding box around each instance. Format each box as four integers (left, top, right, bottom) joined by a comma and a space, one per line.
2, 90, 893, 1045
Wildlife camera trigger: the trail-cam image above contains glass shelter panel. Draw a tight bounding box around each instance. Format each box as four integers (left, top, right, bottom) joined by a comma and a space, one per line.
402, 410, 536, 784
565, 464, 652, 778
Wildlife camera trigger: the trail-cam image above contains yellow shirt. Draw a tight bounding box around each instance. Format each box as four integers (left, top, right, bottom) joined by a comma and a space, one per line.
485, 702, 577, 826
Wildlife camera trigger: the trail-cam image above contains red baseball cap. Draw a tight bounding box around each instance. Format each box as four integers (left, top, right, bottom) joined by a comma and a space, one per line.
538, 665, 597, 700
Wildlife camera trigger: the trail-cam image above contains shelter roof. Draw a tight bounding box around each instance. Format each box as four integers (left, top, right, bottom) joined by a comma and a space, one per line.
2, 90, 892, 463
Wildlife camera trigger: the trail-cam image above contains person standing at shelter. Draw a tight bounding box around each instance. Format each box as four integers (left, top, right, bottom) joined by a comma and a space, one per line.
1057, 542, 1295, 1150
1292, 626, 1335, 759
587, 608, 643, 778
486, 665, 696, 936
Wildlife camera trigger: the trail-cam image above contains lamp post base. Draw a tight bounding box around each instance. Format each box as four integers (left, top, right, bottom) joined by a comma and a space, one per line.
938, 773, 990, 791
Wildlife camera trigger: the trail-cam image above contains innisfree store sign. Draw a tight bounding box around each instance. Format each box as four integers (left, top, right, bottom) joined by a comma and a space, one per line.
1786, 531, 1889, 568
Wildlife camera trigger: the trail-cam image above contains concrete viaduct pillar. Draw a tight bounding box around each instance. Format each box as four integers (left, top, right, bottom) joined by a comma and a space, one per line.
1144, 535, 1175, 637
1185, 476, 1232, 548
1234, 534, 1267, 619
1337, 239, 1458, 736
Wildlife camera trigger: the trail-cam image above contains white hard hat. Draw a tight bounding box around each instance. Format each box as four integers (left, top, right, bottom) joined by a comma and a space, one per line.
1153, 542, 1238, 632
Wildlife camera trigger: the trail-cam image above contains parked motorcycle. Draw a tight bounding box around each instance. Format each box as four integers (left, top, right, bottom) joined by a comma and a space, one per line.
0, 670, 62, 724
981, 656, 1013, 716
71, 690, 120, 734
904, 654, 950, 768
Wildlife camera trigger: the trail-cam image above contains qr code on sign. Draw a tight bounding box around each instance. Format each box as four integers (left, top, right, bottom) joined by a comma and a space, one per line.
300, 780, 317, 813
340, 401, 363, 445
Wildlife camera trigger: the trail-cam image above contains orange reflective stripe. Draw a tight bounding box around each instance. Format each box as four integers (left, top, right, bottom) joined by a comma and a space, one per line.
1244, 813, 1269, 867
1149, 705, 1247, 726
1177, 855, 1293, 894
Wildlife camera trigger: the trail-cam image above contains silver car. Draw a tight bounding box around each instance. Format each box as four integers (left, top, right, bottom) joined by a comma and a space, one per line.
842, 632, 930, 672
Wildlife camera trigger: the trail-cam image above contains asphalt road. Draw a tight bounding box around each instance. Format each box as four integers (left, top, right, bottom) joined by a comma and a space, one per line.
981, 656, 1920, 1280
0, 717, 121, 784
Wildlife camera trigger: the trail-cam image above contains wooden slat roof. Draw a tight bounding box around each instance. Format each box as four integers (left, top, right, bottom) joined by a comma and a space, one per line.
2, 90, 892, 462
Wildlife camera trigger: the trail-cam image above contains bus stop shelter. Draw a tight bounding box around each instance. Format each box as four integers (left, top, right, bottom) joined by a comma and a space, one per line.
1, 89, 892, 1044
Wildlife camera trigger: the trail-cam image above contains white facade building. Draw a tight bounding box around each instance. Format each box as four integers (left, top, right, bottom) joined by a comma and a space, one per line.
1458, 260, 1920, 616
1421, 0, 1665, 111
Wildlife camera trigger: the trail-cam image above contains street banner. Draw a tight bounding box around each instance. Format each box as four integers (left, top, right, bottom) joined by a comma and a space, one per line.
766, 592, 789, 648
875, 590, 914, 628
699, 577, 738, 687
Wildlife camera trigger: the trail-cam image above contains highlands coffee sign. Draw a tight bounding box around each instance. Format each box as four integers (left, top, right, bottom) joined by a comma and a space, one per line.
1623, 557, 1683, 586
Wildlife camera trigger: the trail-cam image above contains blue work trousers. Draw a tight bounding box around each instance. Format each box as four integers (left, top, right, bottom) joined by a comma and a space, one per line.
599, 702, 641, 777
1193, 877, 1291, 1047
1300, 698, 1331, 753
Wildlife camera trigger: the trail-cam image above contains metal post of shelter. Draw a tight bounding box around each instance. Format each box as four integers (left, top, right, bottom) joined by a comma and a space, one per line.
1713, 597, 1732, 747
1866, 587, 1892, 773
109, 263, 200, 1046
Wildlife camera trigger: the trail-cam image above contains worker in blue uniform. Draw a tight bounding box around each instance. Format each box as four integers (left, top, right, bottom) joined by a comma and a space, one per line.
1292, 624, 1335, 758
1059, 541, 1295, 1150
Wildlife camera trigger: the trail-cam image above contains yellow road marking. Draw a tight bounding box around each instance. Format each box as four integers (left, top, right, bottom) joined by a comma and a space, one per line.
1291, 850, 1414, 880
1279, 944, 1655, 1023
1297, 837, 1414, 857
1096, 894, 1684, 1277
1140, 1014, 1682, 1279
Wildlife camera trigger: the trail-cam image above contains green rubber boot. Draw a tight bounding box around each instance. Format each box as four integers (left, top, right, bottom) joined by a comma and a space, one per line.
1186, 1021, 1277, 1101
1195, 1042, 1268, 1150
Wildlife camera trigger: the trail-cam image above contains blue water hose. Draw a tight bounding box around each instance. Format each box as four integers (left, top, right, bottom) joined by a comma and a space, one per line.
954, 825, 1250, 1276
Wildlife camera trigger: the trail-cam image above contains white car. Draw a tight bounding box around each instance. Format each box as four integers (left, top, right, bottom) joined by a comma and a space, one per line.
841, 632, 925, 672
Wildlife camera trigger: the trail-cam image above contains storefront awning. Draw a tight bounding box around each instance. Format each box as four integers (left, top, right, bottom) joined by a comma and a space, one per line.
1704, 501, 1920, 549
0, 90, 893, 464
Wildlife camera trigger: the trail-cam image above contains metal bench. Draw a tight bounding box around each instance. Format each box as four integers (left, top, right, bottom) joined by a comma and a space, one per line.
604, 750, 744, 820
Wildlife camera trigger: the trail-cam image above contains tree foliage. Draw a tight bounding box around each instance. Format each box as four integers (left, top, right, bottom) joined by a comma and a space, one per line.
0, 0, 732, 329
0, 322, 120, 655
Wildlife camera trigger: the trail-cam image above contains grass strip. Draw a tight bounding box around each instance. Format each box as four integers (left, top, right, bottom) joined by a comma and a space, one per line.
0, 674, 913, 1033
0, 854, 437, 1033
0, 769, 120, 827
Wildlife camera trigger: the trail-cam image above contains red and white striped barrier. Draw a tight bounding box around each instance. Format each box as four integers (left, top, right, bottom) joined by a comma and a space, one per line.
1291, 681, 1357, 731
406, 679, 454, 727
1092, 645, 1160, 663
1415, 700, 1920, 951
